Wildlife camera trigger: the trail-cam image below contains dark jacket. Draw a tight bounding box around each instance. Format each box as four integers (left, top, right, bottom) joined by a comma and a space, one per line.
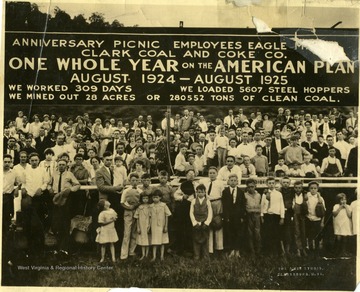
222, 186, 246, 222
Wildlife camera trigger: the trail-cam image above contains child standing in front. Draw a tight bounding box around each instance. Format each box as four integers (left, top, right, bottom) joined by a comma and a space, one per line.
332, 193, 352, 256
96, 199, 119, 263
134, 193, 151, 260
292, 181, 308, 257
149, 190, 172, 261
190, 184, 213, 260
260, 177, 285, 255
305, 181, 325, 256
244, 178, 262, 255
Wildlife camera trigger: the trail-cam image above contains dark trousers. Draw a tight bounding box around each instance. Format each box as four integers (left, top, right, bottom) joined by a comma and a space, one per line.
69, 190, 87, 218
294, 213, 307, 250
174, 201, 192, 254
246, 212, 261, 254
223, 219, 243, 251
21, 195, 45, 254
192, 225, 210, 260
282, 210, 293, 247
206, 157, 216, 166
306, 218, 322, 250
3, 193, 14, 233
52, 202, 71, 252
263, 213, 281, 254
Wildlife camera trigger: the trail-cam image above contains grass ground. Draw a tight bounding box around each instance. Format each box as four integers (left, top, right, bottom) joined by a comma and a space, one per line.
2, 248, 357, 290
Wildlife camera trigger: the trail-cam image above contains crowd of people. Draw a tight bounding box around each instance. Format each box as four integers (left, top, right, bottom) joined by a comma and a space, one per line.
2, 106, 358, 263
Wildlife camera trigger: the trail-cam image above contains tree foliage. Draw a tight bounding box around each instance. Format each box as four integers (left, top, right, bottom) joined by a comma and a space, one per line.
5, 2, 128, 31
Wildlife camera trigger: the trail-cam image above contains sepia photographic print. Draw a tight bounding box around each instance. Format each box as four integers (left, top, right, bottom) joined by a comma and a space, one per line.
1, 0, 359, 291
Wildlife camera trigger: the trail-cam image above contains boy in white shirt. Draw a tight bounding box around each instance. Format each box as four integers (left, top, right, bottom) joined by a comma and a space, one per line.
260, 177, 285, 255
274, 157, 289, 177
301, 155, 319, 178
174, 143, 188, 176
214, 126, 229, 168
194, 145, 206, 176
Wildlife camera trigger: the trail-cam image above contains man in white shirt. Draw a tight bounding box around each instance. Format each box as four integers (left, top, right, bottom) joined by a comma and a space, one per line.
238, 108, 248, 123
345, 110, 357, 130
13, 151, 30, 186
198, 115, 208, 133
236, 132, 256, 158
224, 109, 235, 127
251, 131, 266, 148
51, 158, 81, 255
52, 134, 73, 160
29, 115, 43, 138
161, 111, 175, 132
21, 152, 51, 255
334, 131, 351, 168
217, 155, 242, 184
318, 116, 331, 137
3, 154, 18, 234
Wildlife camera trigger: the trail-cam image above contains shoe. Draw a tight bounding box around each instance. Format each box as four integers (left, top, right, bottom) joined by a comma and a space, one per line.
228, 250, 235, 258
59, 250, 69, 256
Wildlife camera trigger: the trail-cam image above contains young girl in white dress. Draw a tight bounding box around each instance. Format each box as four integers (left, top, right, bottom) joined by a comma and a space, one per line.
134, 193, 151, 260
96, 199, 119, 263
149, 190, 171, 261
332, 193, 352, 256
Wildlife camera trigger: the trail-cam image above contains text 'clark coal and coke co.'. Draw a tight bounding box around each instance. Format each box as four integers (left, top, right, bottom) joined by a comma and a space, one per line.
5, 30, 359, 106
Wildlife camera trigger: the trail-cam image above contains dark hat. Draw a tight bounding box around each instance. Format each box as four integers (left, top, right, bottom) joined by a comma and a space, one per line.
210, 214, 223, 231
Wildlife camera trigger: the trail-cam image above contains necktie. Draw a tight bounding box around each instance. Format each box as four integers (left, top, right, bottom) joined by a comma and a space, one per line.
110, 169, 114, 185
113, 140, 117, 154
246, 166, 250, 175
232, 188, 236, 204
208, 181, 213, 196
324, 123, 329, 135
267, 147, 271, 165
58, 172, 62, 193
